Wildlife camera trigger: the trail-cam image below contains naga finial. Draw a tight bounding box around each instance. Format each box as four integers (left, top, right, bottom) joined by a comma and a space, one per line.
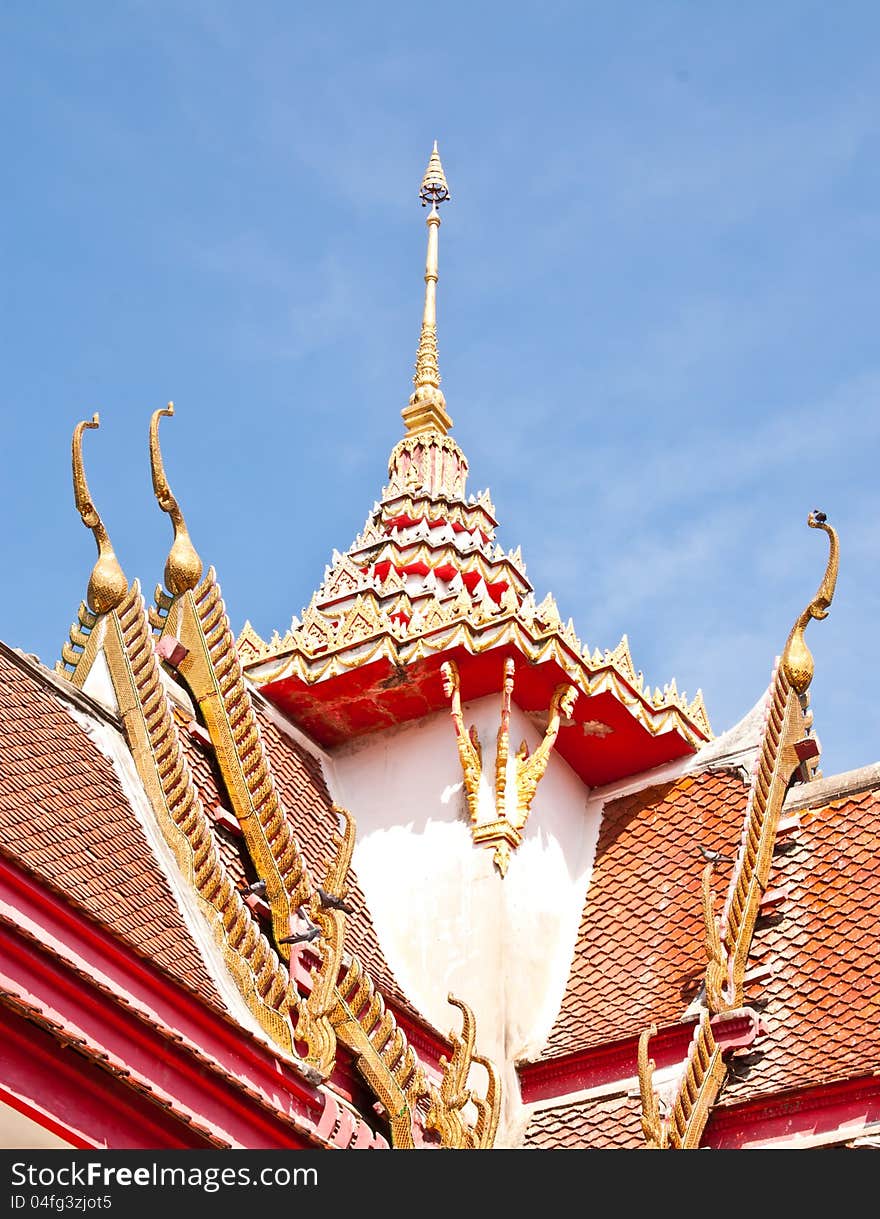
440, 659, 483, 825
150, 402, 203, 596
781, 510, 839, 695
71, 413, 127, 615
401, 142, 454, 439
638, 1025, 667, 1149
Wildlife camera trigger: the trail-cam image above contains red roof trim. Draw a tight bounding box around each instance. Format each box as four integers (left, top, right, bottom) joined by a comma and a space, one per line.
0, 852, 316, 1096
520, 1009, 761, 1104
705, 1073, 880, 1148
0, 1003, 218, 1149
0, 856, 333, 1130
0, 916, 322, 1148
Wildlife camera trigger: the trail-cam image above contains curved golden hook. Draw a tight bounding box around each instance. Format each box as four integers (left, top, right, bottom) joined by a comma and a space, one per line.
72, 414, 101, 529
637, 1024, 666, 1148
782, 511, 840, 695
149, 402, 203, 596
71, 413, 127, 615
446, 993, 477, 1072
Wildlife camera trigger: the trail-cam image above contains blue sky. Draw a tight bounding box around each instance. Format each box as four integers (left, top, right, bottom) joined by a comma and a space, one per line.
3, 2, 879, 778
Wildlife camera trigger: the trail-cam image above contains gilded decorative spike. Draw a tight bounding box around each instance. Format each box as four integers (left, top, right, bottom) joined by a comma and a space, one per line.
101, 581, 296, 1051
55, 600, 101, 685
441, 656, 574, 875
71, 414, 128, 615
332, 953, 428, 1148
424, 995, 500, 1149
782, 511, 839, 695
425, 995, 474, 1147
512, 682, 578, 832
294, 804, 357, 1076
641, 514, 838, 1149
470, 1055, 501, 1149
175, 569, 313, 960
494, 658, 515, 818
638, 1025, 667, 1148
440, 660, 483, 824
149, 584, 174, 635
701, 863, 729, 1013
150, 403, 204, 596
401, 143, 453, 438
419, 140, 450, 206
235, 620, 270, 663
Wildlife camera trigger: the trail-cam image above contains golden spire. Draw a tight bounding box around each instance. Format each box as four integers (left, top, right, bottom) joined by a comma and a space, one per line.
71, 414, 128, 615
781, 510, 839, 694
401, 141, 454, 438
149, 402, 203, 596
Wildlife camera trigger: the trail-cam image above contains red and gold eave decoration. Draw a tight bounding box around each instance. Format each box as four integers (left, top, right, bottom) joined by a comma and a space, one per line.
254, 641, 705, 789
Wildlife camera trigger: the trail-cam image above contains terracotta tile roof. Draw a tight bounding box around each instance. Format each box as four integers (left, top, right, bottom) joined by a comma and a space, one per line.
522, 1093, 644, 1149
540, 768, 749, 1058
174, 708, 255, 892
0, 645, 225, 1010
716, 783, 880, 1108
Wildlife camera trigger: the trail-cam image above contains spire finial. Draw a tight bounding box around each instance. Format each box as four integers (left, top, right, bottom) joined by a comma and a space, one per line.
781, 510, 839, 694
419, 140, 450, 207
71, 413, 128, 614
402, 142, 454, 438
150, 402, 203, 596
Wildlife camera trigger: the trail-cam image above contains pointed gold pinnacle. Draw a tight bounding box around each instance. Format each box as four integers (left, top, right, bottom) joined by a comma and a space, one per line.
403, 142, 454, 437
419, 140, 450, 207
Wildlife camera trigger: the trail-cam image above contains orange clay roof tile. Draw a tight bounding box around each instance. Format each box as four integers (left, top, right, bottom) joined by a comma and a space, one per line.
716, 783, 880, 1108
523, 1093, 645, 1149
0, 646, 225, 1010
540, 768, 749, 1058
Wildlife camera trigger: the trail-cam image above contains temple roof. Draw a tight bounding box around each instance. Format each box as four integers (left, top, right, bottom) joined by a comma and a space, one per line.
717, 779, 880, 1105
516, 743, 880, 1147
523, 1093, 645, 1150
3, 146, 872, 1152
240, 147, 712, 785
22, 394, 506, 1150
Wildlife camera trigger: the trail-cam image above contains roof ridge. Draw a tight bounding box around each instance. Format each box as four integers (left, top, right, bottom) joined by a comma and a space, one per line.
637, 512, 839, 1149
783, 762, 880, 812
104, 580, 301, 1055
0, 639, 121, 728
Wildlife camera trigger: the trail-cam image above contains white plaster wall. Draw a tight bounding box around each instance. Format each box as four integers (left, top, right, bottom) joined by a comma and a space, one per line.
328, 694, 601, 1080
80, 623, 116, 714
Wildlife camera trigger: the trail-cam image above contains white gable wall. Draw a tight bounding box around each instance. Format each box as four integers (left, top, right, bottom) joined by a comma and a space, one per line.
326, 694, 600, 1078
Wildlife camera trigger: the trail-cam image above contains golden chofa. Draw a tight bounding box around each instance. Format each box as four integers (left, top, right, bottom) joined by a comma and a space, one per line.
150, 402, 204, 596
781, 510, 839, 696
72, 413, 128, 615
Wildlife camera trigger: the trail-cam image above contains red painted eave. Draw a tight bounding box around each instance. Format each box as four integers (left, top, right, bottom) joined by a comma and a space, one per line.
0, 853, 372, 1149
519, 1009, 762, 1105
257, 643, 699, 786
